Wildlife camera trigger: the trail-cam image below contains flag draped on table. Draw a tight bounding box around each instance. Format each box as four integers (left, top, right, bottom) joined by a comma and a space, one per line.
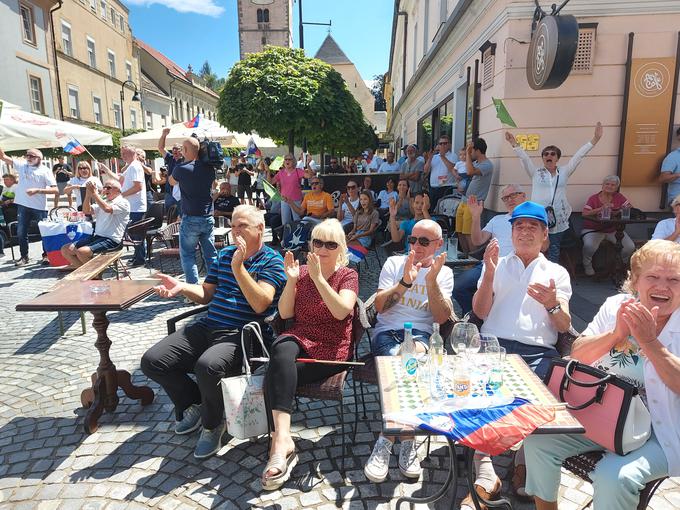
387, 397, 555, 456
492, 98, 517, 128
247, 136, 262, 157
347, 244, 368, 264
184, 114, 201, 128
62, 137, 86, 155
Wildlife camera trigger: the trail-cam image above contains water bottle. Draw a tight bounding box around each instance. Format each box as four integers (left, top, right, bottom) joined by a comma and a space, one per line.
429, 323, 445, 399
401, 322, 417, 380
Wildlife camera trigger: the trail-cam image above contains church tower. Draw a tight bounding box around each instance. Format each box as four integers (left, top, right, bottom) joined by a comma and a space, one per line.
237, 0, 294, 59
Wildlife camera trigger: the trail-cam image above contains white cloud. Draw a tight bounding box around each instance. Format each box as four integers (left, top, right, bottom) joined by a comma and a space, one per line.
125, 0, 224, 17
364, 79, 376, 90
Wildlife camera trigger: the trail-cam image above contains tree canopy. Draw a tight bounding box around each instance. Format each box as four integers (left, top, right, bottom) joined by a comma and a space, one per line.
218, 46, 376, 154
198, 61, 226, 93
371, 73, 387, 111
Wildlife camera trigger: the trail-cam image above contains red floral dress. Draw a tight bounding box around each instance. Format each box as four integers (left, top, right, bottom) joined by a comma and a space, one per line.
282, 265, 359, 361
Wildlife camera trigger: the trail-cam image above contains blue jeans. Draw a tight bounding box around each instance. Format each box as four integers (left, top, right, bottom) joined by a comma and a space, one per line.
547, 231, 564, 263
498, 338, 559, 380
451, 262, 483, 315
371, 328, 431, 356
179, 215, 217, 284
128, 212, 146, 264
16, 205, 47, 259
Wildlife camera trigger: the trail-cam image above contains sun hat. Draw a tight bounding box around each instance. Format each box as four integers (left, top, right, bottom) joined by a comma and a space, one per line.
509, 201, 548, 226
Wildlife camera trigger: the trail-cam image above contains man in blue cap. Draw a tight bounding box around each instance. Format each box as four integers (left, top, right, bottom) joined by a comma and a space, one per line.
464, 201, 573, 508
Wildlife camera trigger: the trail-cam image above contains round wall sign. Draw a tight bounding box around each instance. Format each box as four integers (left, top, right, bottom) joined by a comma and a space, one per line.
526, 15, 579, 90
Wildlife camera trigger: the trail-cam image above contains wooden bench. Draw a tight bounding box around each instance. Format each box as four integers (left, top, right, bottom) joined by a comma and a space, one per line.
51, 250, 124, 335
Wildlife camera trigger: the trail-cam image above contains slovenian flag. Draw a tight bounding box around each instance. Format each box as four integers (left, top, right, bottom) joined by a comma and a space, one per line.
347, 244, 368, 264
63, 137, 86, 155
387, 397, 555, 455
184, 114, 201, 128
38, 220, 93, 267
247, 136, 262, 157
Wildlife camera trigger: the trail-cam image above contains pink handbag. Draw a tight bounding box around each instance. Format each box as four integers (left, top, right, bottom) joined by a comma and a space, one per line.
545, 358, 651, 455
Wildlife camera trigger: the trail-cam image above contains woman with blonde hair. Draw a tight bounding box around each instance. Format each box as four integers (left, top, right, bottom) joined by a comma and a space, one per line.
64, 161, 101, 211
262, 219, 358, 490
524, 239, 680, 510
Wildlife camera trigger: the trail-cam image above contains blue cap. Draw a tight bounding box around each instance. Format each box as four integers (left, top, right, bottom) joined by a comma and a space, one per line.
404, 322, 412, 330
510, 201, 548, 226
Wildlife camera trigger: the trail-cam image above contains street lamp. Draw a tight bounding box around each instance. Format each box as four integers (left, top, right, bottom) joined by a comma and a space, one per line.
120, 80, 140, 135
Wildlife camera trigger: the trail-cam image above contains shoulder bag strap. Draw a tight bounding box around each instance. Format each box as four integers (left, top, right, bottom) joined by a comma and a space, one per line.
549, 172, 559, 207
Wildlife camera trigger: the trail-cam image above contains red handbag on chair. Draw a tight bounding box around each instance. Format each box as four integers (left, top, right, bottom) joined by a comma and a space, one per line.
544, 358, 651, 455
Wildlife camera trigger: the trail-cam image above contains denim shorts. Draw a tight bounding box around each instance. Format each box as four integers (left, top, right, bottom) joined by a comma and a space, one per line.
75, 235, 120, 254
370, 328, 431, 357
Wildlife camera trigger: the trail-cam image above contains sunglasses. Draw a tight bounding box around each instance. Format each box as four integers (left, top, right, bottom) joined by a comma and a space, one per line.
284, 158, 294, 162
542, 151, 558, 157
78, 166, 89, 169
102, 185, 116, 190
501, 191, 524, 202
26, 154, 39, 159
311, 182, 321, 186
312, 239, 339, 250
407, 236, 439, 247
346, 184, 357, 189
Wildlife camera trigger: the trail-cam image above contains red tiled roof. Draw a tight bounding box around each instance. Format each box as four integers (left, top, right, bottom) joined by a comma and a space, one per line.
134, 37, 189, 82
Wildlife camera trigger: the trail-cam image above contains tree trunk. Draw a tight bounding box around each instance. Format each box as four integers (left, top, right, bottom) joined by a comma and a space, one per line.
288, 130, 294, 155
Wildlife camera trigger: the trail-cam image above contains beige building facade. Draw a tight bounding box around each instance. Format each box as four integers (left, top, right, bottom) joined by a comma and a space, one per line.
237, 0, 293, 59
54, 0, 141, 131
387, 0, 680, 212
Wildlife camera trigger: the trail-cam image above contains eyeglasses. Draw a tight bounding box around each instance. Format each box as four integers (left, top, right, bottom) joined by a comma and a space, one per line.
311, 181, 321, 186
407, 236, 440, 247
312, 239, 339, 250
102, 185, 116, 190
542, 151, 558, 157
25, 154, 38, 159
501, 191, 524, 202
346, 184, 357, 189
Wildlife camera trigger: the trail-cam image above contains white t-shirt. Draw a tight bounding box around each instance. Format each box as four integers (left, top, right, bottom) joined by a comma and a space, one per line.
482, 213, 513, 257
91, 194, 130, 243
479, 252, 572, 347
374, 255, 454, 336
582, 294, 680, 476
377, 190, 398, 209
378, 161, 400, 173
172, 183, 181, 202
651, 218, 680, 242
365, 157, 383, 172
68, 176, 102, 208
340, 197, 360, 226
121, 160, 147, 213
455, 160, 468, 176
296, 159, 318, 171
12, 160, 57, 211
429, 151, 457, 188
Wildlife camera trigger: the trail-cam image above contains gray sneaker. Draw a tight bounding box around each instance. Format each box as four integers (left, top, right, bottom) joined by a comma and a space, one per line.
194, 422, 226, 459
174, 404, 201, 435
14, 257, 29, 267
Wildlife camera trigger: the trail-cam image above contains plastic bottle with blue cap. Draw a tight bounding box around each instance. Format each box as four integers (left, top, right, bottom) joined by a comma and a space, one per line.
400, 322, 417, 380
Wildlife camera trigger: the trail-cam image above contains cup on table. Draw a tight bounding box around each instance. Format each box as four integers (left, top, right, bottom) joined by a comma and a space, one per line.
450, 322, 479, 356
446, 236, 458, 262
600, 205, 611, 220
621, 204, 631, 220
217, 216, 225, 228
487, 346, 505, 393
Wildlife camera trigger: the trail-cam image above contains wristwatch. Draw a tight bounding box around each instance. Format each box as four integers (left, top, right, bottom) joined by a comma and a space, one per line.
546, 303, 562, 315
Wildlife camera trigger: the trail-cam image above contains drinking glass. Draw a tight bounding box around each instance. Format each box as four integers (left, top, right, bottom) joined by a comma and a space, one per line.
600, 205, 611, 220
476, 334, 500, 354
621, 204, 631, 220
446, 236, 458, 262
450, 323, 479, 357
487, 346, 505, 393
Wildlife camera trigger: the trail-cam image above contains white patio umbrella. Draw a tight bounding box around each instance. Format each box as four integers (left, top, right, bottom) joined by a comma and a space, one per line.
0, 100, 112, 151
120, 116, 237, 150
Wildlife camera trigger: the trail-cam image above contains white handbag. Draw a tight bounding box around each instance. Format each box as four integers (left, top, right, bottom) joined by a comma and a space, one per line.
220, 322, 269, 440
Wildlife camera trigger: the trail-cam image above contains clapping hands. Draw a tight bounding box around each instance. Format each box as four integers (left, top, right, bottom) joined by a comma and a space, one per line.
283, 251, 299, 280
402, 250, 422, 285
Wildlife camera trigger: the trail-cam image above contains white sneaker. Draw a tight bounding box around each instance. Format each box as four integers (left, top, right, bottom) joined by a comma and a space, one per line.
364, 435, 393, 483
398, 439, 422, 479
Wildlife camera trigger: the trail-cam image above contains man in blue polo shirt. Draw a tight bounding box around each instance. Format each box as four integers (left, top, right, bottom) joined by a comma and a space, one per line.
660, 127, 680, 207
141, 205, 286, 459
169, 137, 216, 284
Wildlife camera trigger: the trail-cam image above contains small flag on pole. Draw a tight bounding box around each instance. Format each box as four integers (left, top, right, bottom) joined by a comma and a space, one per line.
63, 137, 87, 155
269, 155, 284, 171
262, 179, 281, 202
184, 114, 201, 128
246, 136, 262, 157
492, 98, 517, 128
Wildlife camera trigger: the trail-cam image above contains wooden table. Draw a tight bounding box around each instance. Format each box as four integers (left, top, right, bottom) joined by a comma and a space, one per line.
588, 217, 659, 285
16, 280, 157, 433
376, 354, 583, 509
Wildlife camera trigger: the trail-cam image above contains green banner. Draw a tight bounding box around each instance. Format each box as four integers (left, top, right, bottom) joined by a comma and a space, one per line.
492, 97, 517, 127
269, 155, 284, 171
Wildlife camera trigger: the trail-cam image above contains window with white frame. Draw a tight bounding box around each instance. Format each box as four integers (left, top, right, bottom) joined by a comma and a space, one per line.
125, 61, 132, 81
28, 76, 44, 114
61, 21, 72, 56
130, 109, 137, 129
93, 96, 102, 124
68, 86, 80, 118
107, 50, 116, 78
161, 114, 167, 127
119, 16, 125, 31
111, 8, 116, 26
100, 0, 107, 19
112, 102, 121, 128
87, 37, 96, 68
19, 4, 36, 45
89, 0, 96, 12
145, 111, 153, 129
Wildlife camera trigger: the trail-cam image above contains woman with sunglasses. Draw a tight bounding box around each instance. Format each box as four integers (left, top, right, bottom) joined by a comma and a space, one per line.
347, 191, 380, 262
64, 162, 102, 211
504, 122, 603, 263
270, 153, 313, 227
262, 219, 358, 490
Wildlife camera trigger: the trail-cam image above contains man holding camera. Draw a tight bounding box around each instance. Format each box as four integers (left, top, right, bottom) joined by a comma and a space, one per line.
169, 137, 217, 284
158, 128, 184, 214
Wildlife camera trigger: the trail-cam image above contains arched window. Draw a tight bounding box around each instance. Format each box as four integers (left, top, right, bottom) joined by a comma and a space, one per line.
263, 9, 269, 22
256, 8, 263, 22
186, 102, 190, 121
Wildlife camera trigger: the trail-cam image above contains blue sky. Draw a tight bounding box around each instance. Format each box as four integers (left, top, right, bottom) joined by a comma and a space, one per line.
126, 0, 393, 82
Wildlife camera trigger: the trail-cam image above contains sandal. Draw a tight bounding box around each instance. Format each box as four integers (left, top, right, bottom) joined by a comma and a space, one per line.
460, 477, 501, 510
511, 463, 532, 502
261, 449, 298, 491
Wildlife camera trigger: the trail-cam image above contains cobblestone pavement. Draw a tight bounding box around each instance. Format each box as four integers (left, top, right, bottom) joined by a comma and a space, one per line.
0, 240, 678, 509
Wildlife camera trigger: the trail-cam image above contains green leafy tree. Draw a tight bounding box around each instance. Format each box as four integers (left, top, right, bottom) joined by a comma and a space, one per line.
371, 73, 387, 111
218, 46, 375, 155
199, 61, 226, 93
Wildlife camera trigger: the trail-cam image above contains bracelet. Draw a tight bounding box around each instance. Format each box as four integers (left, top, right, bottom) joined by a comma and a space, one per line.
398, 278, 413, 289
546, 304, 561, 315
